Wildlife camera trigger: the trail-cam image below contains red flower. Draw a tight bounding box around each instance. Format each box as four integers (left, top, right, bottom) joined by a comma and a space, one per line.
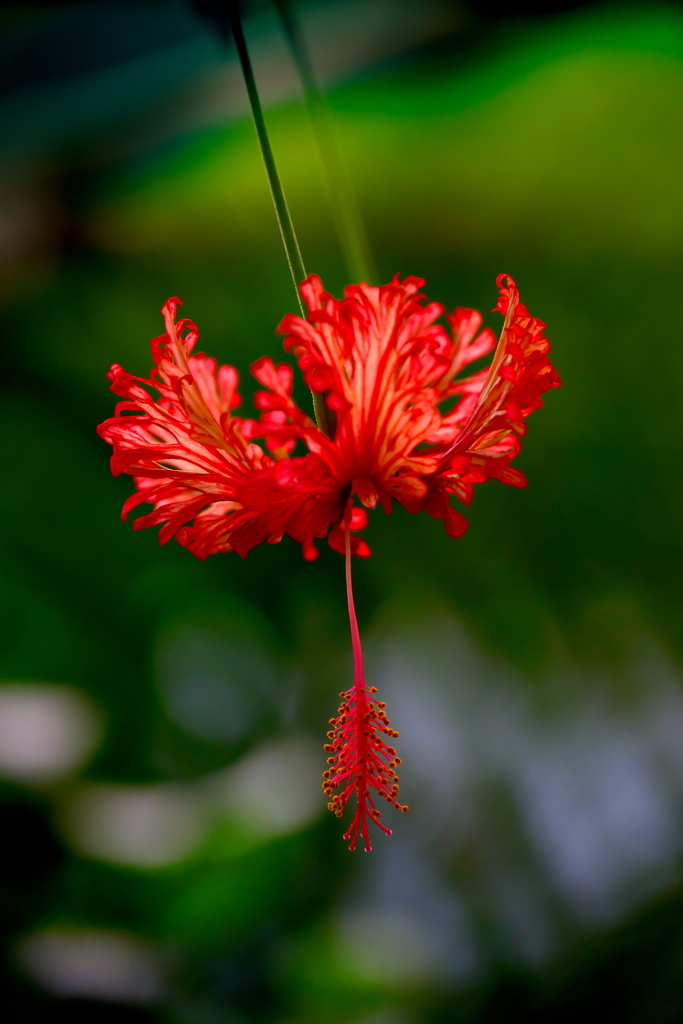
98, 274, 560, 850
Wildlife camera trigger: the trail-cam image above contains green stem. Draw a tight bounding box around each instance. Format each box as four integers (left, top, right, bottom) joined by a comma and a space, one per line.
273, 0, 377, 286
227, 4, 331, 436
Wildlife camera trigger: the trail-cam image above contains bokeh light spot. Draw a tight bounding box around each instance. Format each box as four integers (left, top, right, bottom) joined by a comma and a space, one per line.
17, 927, 165, 1003
211, 736, 322, 837
0, 683, 101, 784
64, 783, 207, 868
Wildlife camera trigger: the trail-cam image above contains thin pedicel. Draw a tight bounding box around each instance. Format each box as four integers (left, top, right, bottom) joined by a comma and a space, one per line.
226, 4, 331, 437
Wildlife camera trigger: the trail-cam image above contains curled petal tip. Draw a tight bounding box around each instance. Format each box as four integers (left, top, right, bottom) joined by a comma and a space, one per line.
161, 295, 183, 316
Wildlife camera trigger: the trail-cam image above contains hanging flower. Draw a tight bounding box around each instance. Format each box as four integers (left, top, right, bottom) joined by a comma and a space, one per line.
98, 273, 560, 850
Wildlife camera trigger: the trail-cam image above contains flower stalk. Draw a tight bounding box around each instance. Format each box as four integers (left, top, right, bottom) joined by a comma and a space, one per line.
227, 5, 331, 436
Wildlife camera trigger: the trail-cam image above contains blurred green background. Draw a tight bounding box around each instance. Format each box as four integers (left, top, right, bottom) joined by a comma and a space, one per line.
3, 0, 683, 1020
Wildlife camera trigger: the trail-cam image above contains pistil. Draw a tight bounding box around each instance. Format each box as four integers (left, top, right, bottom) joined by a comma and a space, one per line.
322, 503, 407, 851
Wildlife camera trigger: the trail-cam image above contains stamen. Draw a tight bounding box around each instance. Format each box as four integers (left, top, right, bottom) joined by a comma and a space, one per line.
322, 502, 407, 851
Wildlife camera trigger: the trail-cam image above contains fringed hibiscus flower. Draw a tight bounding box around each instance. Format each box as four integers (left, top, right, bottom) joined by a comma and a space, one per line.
98, 273, 560, 851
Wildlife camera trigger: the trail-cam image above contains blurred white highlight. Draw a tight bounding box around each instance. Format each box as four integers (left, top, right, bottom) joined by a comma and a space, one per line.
0, 683, 101, 783
212, 736, 322, 837
17, 928, 165, 1002
66, 783, 206, 867
379, 623, 683, 928
336, 619, 683, 978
